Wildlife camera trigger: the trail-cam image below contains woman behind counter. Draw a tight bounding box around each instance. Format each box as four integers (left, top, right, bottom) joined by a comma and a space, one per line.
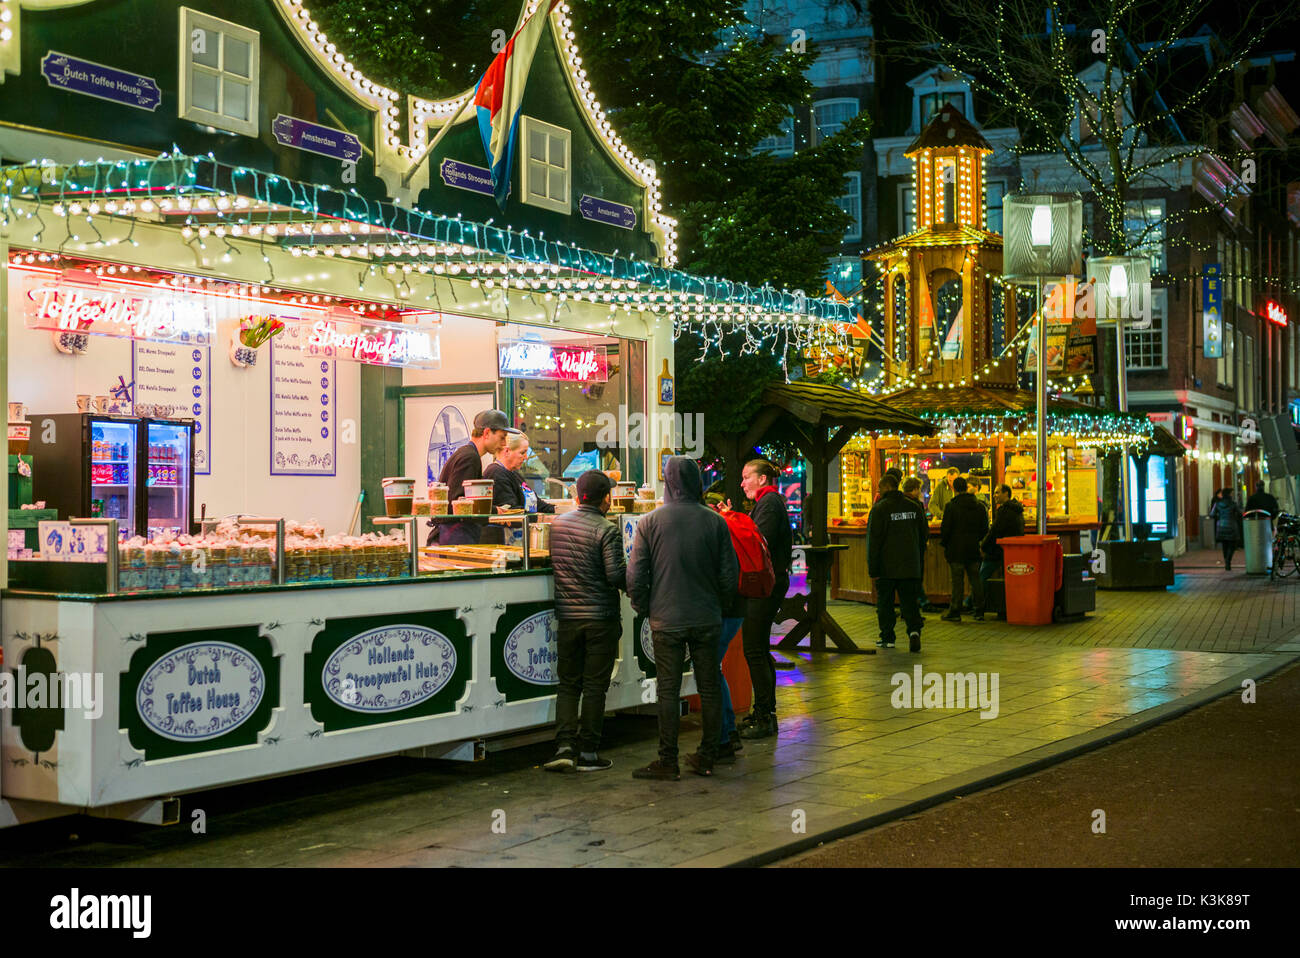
482, 432, 555, 544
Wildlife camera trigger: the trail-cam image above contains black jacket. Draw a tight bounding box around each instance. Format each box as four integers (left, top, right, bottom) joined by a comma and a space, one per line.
940, 492, 990, 563
549, 504, 626, 620
430, 441, 483, 546
867, 490, 927, 580
750, 487, 793, 573
628, 457, 739, 630
981, 498, 1025, 561
1245, 490, 1280, 517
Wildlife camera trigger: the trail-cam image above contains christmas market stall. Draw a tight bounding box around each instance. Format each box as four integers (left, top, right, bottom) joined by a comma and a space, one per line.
0, 0, 853, 827
826, 103, 1152, 604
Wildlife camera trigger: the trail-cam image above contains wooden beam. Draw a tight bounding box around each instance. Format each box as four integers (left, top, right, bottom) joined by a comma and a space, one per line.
827, 423, 858, 459
740, 405, 785, 453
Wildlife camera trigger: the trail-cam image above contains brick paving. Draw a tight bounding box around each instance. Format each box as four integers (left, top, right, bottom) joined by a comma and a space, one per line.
2, 559, 1296, 868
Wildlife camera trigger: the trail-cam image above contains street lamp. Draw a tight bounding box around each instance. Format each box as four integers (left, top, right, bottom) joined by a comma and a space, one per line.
1087, 254, 1152, 543
1003, 193, 1084, 534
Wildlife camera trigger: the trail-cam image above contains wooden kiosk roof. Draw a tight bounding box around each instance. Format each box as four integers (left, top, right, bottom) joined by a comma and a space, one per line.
760, 381, 937, 438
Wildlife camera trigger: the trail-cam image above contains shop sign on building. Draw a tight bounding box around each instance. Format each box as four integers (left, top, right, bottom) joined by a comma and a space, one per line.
136, 642, 266, 742
40, 51, 161, 111
1203, 264, 1223, 358
303, 309, 440, 369
498, 340, 608, 382
501, 610, 559, 686
1265, 299, 1288, 327
320, 624, 457, 713
24, 271, 216, 345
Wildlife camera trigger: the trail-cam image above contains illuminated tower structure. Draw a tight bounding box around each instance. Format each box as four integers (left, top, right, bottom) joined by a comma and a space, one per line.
865, 103, 1018, 389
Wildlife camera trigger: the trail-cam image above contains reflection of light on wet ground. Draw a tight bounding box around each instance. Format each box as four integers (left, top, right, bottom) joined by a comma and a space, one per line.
774, 653, 810, 686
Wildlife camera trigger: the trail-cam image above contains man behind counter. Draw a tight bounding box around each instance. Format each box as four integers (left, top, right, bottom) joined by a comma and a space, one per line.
431, 409, 518, 546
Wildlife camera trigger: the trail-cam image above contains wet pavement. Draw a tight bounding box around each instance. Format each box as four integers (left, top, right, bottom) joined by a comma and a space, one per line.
1, 551, 1296, 867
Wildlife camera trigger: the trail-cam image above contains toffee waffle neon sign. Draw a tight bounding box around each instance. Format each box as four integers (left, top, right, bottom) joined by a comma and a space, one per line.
24, 271, 214, 344
498, 340, 608, 382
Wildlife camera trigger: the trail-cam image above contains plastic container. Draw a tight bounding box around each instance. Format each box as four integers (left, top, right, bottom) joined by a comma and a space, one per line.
998, 534, 1063, 626
381, 477, 415, 517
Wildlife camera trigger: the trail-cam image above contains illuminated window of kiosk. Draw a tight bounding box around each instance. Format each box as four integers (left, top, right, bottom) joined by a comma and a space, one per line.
1265, 300, 1287, 327
23, 269, 215, 345
498, 340, 609, 382
304, 307, 441, 369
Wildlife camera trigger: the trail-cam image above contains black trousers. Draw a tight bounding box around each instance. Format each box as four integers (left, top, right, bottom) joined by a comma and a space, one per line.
741, 571, 789, 715
653, 626, 722, 765
554, 618, 621, 754
1221, 540, 1238, 567
948, 560, 985, 614
876, 577, 924, 640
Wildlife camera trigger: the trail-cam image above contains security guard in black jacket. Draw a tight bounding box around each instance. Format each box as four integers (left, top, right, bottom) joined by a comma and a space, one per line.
867, 473, 927, 651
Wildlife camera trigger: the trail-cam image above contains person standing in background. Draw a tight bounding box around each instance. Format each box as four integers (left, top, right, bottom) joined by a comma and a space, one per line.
929, 467, 960, 519
732, 459, 792, 741
940, 476, 989, 623
981, 484, 1025, 594
481, 432, 554, 545
1210, 488, 1244, 571
432, 409, 516, 546
867, 473, 927, 652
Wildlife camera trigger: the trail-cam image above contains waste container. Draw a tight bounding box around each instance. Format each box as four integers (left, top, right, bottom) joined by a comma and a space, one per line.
999, 535, 1064, 625
1243, 510, 1273, 576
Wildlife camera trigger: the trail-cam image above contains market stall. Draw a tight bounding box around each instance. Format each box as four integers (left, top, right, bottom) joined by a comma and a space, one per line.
0, 0, 856, 826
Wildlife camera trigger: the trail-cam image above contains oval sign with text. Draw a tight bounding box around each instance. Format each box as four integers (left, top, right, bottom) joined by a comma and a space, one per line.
503, 610, 559, 686
137, 642, 265, 741
322, 624, 457, 713
1006, 562, 1036, 576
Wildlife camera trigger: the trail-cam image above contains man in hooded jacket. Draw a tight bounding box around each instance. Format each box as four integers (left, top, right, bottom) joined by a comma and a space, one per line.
627, 457, 738, 780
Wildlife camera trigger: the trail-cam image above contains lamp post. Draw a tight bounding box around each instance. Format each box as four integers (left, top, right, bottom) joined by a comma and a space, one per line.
1003, 194, 1084, 534
1087, 255, 1152, 542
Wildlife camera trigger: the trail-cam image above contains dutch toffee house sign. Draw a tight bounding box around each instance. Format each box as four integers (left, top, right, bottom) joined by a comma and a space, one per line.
0, 0, 679, 773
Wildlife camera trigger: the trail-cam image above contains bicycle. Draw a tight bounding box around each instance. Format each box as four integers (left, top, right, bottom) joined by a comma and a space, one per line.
1271, 514, 1300, 580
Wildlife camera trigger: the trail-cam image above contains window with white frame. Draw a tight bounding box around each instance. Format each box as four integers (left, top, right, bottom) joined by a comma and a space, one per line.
899, 184, 915, 235
756, 116, 795, 156
836, 173, 862, 242
1124, 289, 1167, 370
1124, 199, 1166, 273
1219, 319, 1235, 387
179, 7, 259, 137
919, 91, 965, 126
521, 116, 570, 214
813, 98, 858, 144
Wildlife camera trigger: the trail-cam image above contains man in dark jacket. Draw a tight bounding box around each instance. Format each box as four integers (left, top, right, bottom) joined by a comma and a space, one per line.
628, 457, 738, 779
1245, 482, 1280, 522
544, 470, 626, 773
940, 477, 990, 622
980, 484, 1025, 592
431, 409, 516, 546
867, 473, 927, 652
734, 458, 792, 740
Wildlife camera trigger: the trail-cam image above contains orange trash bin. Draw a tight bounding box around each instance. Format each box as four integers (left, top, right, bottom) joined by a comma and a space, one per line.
998, 535, 1064, 625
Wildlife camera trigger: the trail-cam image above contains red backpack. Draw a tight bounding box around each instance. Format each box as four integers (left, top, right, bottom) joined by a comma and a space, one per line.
723, 510, 776, 598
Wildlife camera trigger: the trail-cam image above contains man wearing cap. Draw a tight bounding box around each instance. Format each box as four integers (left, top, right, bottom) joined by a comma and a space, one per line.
431, 409, 517, 547
544, 470, 626, 773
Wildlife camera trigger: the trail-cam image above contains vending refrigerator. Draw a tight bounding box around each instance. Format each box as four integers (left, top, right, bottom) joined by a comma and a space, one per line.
29, 414, 196, 539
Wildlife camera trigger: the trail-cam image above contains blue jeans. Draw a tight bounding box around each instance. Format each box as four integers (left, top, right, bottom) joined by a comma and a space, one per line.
717, 617, 744, 745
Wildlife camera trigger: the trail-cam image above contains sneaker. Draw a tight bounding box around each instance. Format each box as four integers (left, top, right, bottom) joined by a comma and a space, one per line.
684, 752, 713, 776
632, 760, 680, 781
973, 612, 985, 622
941, 612, 961, 623
739, 712, 777, 740
876, 637, 896, 648
909, 632, 922, 653
715, 741, 738, 765
576, 755, 613, 772
544, 747, 576, 773
737, 711, 761, 731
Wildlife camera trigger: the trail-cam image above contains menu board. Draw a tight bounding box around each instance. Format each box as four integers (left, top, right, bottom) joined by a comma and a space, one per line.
271, 322, 337, 476
132, 341, 211, 474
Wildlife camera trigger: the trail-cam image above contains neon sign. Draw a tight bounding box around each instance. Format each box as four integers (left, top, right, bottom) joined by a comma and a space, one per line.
1265, 299, 1288, 327
24, 272, 214, 344
498, 341, 608, 382
304, 310, 440, 368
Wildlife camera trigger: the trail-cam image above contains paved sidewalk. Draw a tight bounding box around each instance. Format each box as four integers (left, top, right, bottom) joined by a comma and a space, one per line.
2, 568, 1296, 868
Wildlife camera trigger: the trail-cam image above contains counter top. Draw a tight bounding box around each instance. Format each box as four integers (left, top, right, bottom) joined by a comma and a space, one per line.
2, 566, 552, 603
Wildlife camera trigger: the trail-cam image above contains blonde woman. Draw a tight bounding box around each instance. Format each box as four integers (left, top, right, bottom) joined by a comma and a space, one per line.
483, 432, 554, 544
